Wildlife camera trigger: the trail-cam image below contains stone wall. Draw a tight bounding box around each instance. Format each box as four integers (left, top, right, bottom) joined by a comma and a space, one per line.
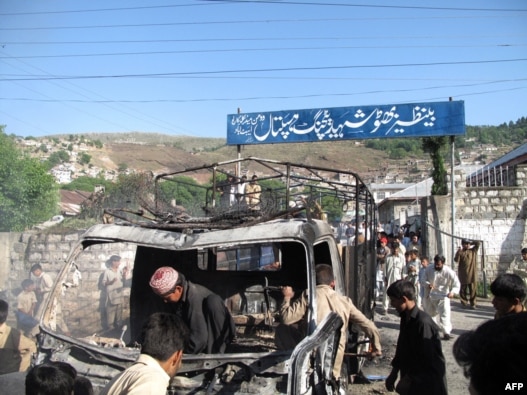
0, 230, 84, 325
423, 164, 527, 282
0, 229, 135, 334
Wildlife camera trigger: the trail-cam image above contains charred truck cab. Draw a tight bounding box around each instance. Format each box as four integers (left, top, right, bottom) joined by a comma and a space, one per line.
35, 158, 377, 394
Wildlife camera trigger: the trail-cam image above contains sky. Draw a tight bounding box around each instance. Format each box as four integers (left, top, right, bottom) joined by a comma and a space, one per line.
0, 0, 526, 139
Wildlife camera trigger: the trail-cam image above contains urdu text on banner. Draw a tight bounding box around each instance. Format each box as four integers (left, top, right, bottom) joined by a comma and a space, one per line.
226, 100, 465, 145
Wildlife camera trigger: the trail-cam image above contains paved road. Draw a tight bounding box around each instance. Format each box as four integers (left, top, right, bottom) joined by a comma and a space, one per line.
350, 297, 495, 394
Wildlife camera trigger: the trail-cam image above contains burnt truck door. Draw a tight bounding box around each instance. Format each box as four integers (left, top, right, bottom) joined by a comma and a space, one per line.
289, 312, 343, 395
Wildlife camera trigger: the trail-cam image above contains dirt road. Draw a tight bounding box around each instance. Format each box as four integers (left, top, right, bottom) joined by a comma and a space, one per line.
349, 297, 495, 395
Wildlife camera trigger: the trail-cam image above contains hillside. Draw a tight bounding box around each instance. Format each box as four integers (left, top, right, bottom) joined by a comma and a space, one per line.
89, 138, 392, 179
22, 121, 526, 186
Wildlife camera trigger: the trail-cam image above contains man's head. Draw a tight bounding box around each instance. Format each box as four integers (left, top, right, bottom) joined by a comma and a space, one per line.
22, 278, 35, 292
490, 273, 526, 317
0, 299, 8, 325
521, 247, 527, 261
411, 235, 419, 243
386, 279, 416, 314
462, 239, 471, 250
409, 249, 419, 259
434, 255, 446, 271
107, 255, 121, 269
315, 264, 335, 287
389, 241, 399, 254
25, 363, 75, 395
149, 266, 184, 303
139, 313, 189, 378
30, 263, 43, 277
421, 257, 429, 268
250, 175, 258, 184
453, 312, 527, 395
380, 237, 388, 246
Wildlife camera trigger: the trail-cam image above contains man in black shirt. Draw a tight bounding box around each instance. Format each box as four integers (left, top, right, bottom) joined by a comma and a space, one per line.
149, 266, 235, 354
385, 280, 447, 395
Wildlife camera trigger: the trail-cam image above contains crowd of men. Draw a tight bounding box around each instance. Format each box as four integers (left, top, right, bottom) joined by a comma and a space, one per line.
2, 237, 527, 395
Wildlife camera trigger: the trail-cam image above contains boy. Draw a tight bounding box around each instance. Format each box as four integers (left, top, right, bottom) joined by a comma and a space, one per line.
490, 273, 526, 318
16, 279, 39, 337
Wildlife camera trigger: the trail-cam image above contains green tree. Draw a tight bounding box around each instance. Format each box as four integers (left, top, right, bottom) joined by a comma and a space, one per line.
46, 150, 70, 169
422, 137, 448, 195
0, 128, 58, 231
79, 153, 91, 165
61, 176, 111, 192
159, 175, 207, 215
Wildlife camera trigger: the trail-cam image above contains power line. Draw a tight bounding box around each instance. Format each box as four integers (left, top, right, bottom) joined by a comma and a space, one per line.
1, 1, 525, 16
3, 33, 527, 46
0, 50, 200, 136
2, 80, 526, 103
2, 14, 526, 31
2, 43, 526, 59
0, 2, 219, 16
204, 0, 527, 13
2, 58, 526, 81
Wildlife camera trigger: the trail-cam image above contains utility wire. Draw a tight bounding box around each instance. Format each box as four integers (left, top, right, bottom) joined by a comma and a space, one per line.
2, 58, 526, 81
2, 44, 526, 59
3, 32, 526, 46
2, 14, 526, 31
2, 81, 526, 103
0, 1, 525, 16
201, 0, 527, 13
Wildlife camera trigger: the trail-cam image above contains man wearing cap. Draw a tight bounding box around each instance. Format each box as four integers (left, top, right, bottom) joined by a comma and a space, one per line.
454, 239, 480, 309
149, 267, 235, 354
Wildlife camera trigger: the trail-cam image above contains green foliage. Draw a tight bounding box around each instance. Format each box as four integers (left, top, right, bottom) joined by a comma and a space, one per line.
365, 138, 423, 158
365, 117, 527, 155
159, 176, 207, 215
389, 148, 407, 159
39, 144, 48, 153
46, 150, 70, 169
320, 194, 344, 222
79, 153, 91, 165
118, 163, 128, 172
61, 176, 112, 192
93, 139, 103, 149
422, 137, 449, 195
0, 128, 58, 231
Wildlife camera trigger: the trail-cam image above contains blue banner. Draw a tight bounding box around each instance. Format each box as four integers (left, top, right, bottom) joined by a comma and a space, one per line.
227, 101, 465, 145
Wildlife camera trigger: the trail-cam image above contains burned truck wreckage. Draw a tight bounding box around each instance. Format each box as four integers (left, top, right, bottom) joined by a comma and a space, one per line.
35, 158, 378, 394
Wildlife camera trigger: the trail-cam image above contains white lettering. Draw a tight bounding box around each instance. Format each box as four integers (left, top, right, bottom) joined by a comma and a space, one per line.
505, 383, 524, 390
